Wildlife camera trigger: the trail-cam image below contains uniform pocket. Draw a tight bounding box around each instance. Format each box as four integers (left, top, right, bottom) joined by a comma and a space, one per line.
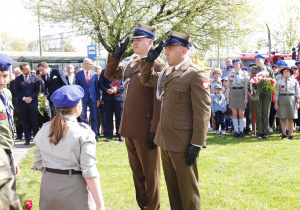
169, 85, 190, 103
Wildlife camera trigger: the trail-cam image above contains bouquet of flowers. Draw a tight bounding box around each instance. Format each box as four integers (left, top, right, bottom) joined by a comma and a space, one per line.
13, 107, 21, 126
250, 73, 276, 101
38, 93, 47, 116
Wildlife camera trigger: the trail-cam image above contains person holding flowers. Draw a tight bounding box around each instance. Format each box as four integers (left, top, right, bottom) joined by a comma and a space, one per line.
32, 85, 105, 210
274, 67, 300, 140
226, 58, 249, 138
249, 54, 274, 139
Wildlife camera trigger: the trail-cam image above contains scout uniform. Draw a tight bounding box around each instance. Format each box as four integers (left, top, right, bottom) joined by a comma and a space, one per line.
104, 23, 166, 209
0, 54, 17, 191
140, 31, 211, 210
249, 54, 274, 138
275, 67, 300, 119
32, 85, 99, 210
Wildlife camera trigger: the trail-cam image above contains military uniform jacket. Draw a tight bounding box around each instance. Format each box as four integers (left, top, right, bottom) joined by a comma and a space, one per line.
227, 70, 249, 88
274, 77, 300, 100
0, 88, 14, 150
104, 53, 166, 140
140, 59, 211, 152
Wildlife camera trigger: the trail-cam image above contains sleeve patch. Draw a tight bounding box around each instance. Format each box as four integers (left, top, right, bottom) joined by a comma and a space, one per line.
203, 81, 209, 89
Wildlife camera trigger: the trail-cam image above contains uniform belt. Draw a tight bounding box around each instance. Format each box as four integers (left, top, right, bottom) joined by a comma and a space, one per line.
232, 87, 244, 89
4, 149, 12, 154
45, 168, 82, 175
280, 94, 295, 96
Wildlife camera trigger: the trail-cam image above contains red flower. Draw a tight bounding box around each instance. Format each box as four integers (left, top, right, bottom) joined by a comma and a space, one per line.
24, 200, 32, 210
250, 77, 260, 84
269, 78, 276, 85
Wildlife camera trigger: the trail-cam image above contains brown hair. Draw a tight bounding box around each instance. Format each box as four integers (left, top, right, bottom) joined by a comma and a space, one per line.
37, 62, 48, 68
48, 106, 75, 145
19, 62, 30, 70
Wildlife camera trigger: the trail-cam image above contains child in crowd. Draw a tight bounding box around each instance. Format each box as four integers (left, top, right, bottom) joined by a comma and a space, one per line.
222, 77, 232, 132
211, 84, 227, 135
210, 68, 222, 94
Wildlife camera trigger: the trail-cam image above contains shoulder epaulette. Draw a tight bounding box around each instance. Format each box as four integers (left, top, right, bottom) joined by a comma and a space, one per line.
190, 63, 201, 70
42, 121, 51, 127
78, 122, 90, 129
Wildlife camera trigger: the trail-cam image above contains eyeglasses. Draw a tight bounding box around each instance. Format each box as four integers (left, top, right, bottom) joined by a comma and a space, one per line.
31, 72, 36, 75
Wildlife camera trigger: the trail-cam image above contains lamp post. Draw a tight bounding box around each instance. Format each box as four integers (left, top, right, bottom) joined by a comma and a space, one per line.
37, 1, 42, 57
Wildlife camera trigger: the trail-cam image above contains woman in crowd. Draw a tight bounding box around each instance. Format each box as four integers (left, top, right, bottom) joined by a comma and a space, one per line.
274, 67, 300, 140
32, 85, 105, 210
226, 58, 249, 138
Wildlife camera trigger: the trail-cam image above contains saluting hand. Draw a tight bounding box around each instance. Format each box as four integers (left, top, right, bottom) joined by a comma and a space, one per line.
184, 144, 200, 166
112, 37, 130, 59
145, 40, 164, 63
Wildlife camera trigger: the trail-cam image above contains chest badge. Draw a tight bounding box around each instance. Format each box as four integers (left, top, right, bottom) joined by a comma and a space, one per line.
203, 81, 209, 89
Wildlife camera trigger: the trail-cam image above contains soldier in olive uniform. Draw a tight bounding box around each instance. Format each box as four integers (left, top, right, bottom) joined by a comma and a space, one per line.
0, 54, 19, 191
140, 31, 211, 210
249, 54, 274, 139
104, 23, 167, 209
274, 67, 300, 139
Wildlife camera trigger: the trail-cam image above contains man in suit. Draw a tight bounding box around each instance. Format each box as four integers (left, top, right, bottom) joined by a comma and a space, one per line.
38, 61, 68, 118
99, 69, 124, 142
66, 64, 75, 85
105, 23, 166, 209
140, 31, 211, 210
75, 58, 100, 139
15, 62, 40, 145
9, 68, 23, 139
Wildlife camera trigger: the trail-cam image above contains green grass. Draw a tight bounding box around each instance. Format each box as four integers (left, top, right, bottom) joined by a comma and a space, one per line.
17, 131, 300, 209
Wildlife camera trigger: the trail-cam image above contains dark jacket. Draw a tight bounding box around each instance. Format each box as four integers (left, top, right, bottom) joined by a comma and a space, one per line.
42, 68, 68, 98
99, 69, 124, 102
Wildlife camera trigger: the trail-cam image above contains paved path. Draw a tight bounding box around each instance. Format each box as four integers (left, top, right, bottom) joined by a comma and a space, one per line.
12, 138, 33, 164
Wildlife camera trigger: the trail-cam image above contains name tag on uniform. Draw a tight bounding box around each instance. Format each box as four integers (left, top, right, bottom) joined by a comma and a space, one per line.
281, 85, 285, 88
254, 72, 257, 74
0, 112, 7, 120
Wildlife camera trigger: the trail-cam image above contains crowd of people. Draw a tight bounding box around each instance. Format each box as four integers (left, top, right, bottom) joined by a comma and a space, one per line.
209, 56, 300, 139
1, 21, 299, 210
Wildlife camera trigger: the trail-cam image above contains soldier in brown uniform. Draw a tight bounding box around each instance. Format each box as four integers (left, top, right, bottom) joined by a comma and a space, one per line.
104, 23, 166, 209
140, 31, 211, 210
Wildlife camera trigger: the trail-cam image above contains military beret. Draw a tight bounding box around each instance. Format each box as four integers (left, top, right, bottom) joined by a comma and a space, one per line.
295, 61, 300, 66
131, 23, 156, 40
232, 58, 241, 63
226, 65, 233, 70
50, 85, 84, 109
280, 66, 293, 75
291, 65, 297, 69
163, 31, 191, 50
222, 76, 228, 81
276, 59, 287, 67
255, 54, 266, 60
0, 54, 13, 71
214, 84, 222, 89
242, 67, 249, 71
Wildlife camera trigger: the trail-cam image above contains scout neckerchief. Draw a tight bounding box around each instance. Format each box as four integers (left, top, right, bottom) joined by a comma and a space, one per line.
213, 93, 225, 106
235, 71, 239, 84
0, 91, 14, 129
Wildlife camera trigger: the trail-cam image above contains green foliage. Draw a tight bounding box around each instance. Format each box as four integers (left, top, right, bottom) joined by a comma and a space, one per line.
17, 132, 300, 209
26, 0, 254, 57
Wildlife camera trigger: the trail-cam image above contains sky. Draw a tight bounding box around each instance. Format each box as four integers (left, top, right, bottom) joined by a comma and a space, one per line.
0, 0, 298, 54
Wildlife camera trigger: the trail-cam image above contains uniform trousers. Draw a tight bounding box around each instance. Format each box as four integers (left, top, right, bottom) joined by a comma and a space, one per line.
161, 149, 201, 210
253, 92, 272, 135
104, 100, 122, 139
125, 137, 160, 210
19, 104, 39, 141
81, 98, 98, 138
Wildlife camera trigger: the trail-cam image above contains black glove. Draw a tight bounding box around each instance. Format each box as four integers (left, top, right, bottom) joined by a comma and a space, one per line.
145, 40, 164, 63
184, 144, 200, 166
112, 37, 130, 59
148, 132, 157, 149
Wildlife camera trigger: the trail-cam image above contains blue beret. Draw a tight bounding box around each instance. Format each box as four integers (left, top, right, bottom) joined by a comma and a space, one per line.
255, 54, 265, 60
232, 58, 241, 63
214, 84, 222, 89
276, 60, 287, 67
226, 65, 233, 70
0, 54, 13, 71
222, 76, 228, 81
50, 85, 84, 109
242, 67, 249, 71
295, 61, 300, 66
